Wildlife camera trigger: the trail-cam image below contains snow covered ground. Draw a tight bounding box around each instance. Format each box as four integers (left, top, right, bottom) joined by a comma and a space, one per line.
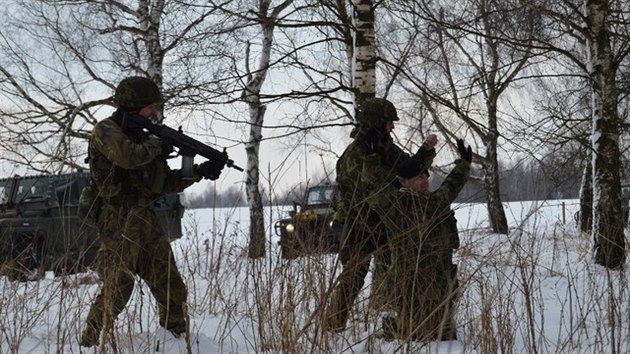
0, 199, 628, 353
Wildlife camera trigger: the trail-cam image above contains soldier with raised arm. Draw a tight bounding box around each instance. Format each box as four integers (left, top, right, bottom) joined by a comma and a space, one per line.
362, 139, 472, 341
325, 97, 438, 332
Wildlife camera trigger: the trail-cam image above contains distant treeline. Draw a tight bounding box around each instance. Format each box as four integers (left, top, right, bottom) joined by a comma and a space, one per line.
182, 182, 334, 209
182, 184, 307, 209
449, 162, 582, 203
183, 159, 583, 209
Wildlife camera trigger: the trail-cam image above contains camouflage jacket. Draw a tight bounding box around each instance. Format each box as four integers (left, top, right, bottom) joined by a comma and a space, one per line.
88, 110, 198, 206
362, 154, 470, 252
334, 129, 436, 224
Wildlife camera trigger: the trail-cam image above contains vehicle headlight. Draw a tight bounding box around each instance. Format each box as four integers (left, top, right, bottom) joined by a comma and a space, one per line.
285, 223, 295, 233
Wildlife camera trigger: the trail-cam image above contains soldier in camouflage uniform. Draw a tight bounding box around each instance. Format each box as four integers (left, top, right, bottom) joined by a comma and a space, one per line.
80, 77, 225, 347
363, 139, 472, 341
324, 97, 438, 332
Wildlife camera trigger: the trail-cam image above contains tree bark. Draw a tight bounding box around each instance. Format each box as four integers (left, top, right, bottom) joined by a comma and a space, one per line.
139, 0, 166, 122
483, 59, 509, 234
484, 136, 509, 234
245, 103, 267, 259
579, 162, 593, 233
586, 0, 626, 269
243, 0, 293, 258
352, 0, 376, 105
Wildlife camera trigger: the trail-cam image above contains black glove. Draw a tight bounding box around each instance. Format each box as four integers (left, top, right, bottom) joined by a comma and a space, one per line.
457, 138, 473, 163
363, 127, 384, 154
198, 160, 225, 180
159, 139, 174, 157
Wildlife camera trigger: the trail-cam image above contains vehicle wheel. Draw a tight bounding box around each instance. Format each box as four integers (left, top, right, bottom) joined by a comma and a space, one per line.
7, 233, 44, 282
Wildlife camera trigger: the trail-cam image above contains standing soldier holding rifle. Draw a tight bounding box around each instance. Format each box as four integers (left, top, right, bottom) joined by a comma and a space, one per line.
80, 76, 232, 347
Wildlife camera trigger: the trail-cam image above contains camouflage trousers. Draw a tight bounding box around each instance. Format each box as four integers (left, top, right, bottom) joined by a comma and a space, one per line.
82, 203, 187, 345
324, 217, 392, 332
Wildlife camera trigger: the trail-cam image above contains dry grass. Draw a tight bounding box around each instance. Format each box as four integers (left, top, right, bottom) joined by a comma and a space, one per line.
0, 201, 628, 353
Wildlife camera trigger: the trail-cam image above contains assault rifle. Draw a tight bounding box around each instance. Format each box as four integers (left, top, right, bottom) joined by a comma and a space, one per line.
124, 113, 243, 179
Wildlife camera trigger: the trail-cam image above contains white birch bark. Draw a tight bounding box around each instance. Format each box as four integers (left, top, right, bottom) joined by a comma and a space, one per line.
139, 0, 166, 122
479, 2, 510, 234
242, 0, 293, 258
579, 161, 593, 233
352, 0, 376, 106
585, 0, 626, 268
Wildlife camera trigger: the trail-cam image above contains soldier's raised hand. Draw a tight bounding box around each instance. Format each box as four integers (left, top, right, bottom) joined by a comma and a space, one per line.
457, 139, 472, 163
423, 134, 438, 150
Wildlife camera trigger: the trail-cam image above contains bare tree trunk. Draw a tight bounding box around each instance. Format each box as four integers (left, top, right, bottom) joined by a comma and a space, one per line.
579, 161, 593, 233
586, 0, 626, 269
484, 136, 509, 234
243, 0, 293, 258
244, 103, 267, 259
139, 0, 165, 122
352, 0, 376, 105
479, 1, 515, 235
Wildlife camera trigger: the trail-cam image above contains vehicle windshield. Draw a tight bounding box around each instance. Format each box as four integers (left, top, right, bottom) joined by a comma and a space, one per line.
13, 174, 87, 205
307, 187, 335, 206
15, 178, 50, 202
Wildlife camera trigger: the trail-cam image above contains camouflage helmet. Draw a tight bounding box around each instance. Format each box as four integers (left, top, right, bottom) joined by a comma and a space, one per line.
356, 97, 399, 129
113, 76, 162, 109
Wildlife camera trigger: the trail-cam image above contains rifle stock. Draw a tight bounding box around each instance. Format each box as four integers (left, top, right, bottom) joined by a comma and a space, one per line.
124, 114, 244, 172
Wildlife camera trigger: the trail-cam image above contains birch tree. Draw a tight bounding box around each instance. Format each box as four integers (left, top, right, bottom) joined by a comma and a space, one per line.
585, 0, 626, 268
352, 0, 377, 104
530, 0, 629, 268
383, 0, 539, 234
241, 0, 294, 258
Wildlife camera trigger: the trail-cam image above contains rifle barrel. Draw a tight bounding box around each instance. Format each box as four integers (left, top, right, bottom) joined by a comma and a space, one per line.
125, 114, 243, 172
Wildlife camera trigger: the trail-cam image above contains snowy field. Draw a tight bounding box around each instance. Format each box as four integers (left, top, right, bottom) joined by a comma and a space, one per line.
1, 199, 628, 354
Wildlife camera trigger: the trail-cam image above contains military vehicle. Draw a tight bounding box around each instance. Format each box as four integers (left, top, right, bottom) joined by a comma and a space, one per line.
0, 171, 185, 281
274, 183, 340, 259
